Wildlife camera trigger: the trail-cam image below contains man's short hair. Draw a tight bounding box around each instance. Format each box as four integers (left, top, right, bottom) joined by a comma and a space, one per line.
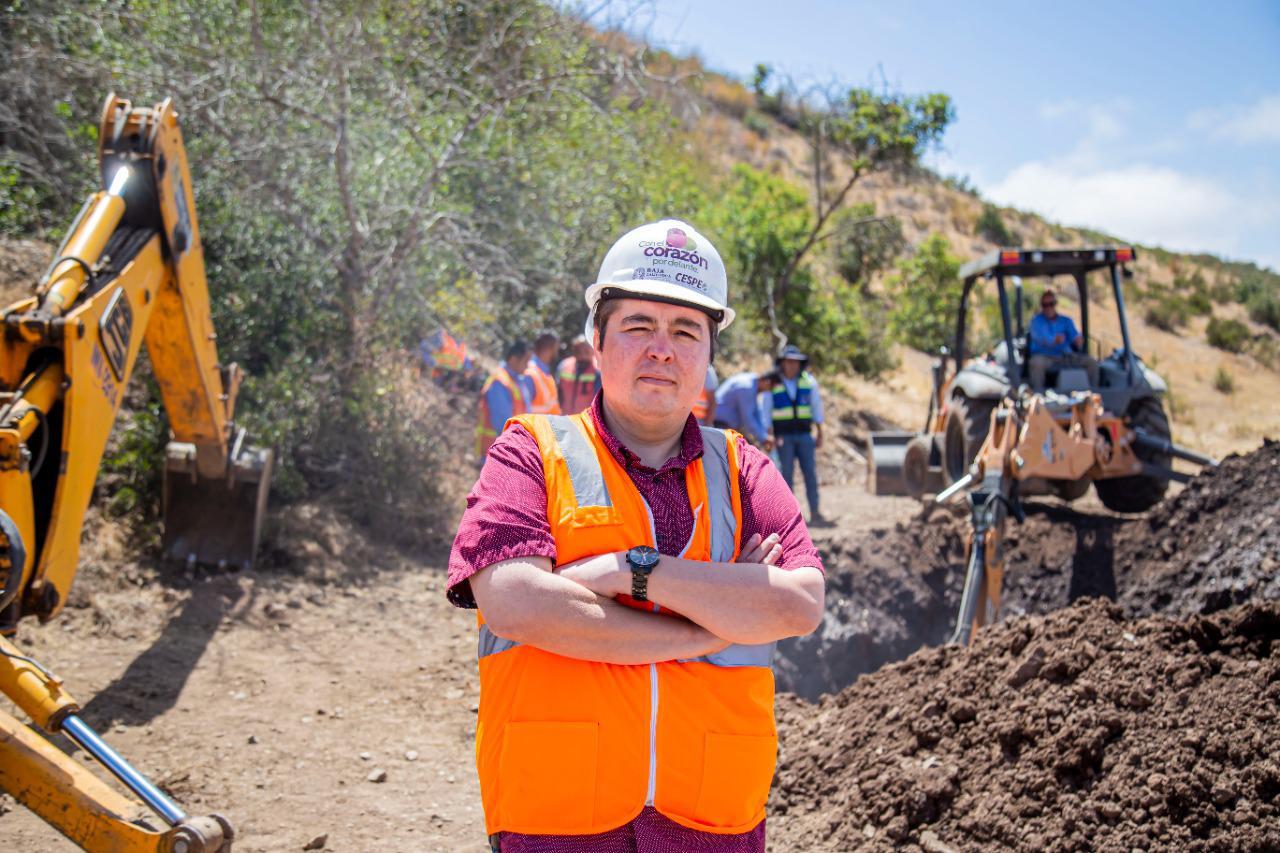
534, 331, 559, 351
503, 340, 530, 361
593, 297, 719, 362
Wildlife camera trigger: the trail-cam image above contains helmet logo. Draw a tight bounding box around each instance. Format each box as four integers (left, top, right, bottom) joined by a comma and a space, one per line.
665, 227, 696, 251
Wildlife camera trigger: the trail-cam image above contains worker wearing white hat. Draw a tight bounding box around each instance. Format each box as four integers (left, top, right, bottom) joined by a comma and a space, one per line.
452, 218, 824, 852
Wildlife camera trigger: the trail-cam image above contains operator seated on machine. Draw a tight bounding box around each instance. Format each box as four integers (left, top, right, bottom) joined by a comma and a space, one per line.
1028, 289, 1099, 391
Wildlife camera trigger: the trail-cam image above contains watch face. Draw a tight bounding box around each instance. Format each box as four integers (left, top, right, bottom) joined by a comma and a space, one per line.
629, 546, 660, 568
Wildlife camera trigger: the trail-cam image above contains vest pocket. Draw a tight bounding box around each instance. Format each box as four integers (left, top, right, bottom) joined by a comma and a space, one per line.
692, 732, 776, 829
498, 721, 598, 832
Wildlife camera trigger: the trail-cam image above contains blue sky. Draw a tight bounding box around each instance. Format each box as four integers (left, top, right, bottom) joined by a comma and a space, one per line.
593, 1, 1280, 270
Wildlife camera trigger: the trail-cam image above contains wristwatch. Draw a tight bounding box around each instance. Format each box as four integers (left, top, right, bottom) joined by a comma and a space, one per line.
626, 546, 660, 602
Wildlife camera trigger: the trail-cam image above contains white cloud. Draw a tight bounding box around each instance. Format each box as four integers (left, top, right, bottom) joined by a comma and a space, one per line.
1189, 94, 1280, 144
986, 161, 1273, 260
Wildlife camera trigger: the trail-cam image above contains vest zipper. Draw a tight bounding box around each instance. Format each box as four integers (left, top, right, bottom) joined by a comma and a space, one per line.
637, 486, 699, 808
646, 661, 658, 806
640, 496, 660, 806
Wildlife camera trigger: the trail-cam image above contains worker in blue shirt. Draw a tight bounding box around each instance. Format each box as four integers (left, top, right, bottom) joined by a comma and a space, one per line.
713, 371, 775, 446
1028, 289, 1099, 390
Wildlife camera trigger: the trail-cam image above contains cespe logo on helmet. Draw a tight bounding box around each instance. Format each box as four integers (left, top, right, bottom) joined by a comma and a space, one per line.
639, 227, 710, 270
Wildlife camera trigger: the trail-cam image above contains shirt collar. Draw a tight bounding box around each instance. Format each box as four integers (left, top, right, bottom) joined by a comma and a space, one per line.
590, 391, 703, 474
532, 356, 550, 373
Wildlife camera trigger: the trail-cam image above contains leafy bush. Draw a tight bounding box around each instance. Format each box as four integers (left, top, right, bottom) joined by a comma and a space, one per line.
888, 234, 962, 352
1206, 317, 1250, 353
976, 204, 1016, 246
1145, 295, 1191, 331
1246, 288, 1280, 331
1212, 367, 1235, 394
742, 109, 771, 138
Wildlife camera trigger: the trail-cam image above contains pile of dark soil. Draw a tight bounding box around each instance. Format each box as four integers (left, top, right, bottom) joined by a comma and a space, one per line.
1113, 438, 1280, 618
771, 599, 1280, 852
777, 441, 1280, 699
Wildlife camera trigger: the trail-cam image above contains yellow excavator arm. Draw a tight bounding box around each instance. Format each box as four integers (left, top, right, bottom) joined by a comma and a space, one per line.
0, 94, 270, 851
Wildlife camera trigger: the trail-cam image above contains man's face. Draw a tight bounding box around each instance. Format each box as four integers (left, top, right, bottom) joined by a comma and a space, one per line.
595, 298, 712, 426
509, 352, 531, 374
1040, 295, 1058, 319
780, 358, 803, 379
574, 341, 594, 361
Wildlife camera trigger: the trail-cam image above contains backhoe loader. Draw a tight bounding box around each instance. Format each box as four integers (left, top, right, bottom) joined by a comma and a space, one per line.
868, 247, 1215, 644
0, 95, 272, 852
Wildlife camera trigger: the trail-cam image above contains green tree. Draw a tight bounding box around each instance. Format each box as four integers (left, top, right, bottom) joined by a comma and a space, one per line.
888, 234, 962, 352
765, 85, 952, 340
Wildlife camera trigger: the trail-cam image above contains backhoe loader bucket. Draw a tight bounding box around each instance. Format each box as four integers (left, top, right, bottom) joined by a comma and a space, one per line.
162, 439, 272, 570
867, 431, 917, 496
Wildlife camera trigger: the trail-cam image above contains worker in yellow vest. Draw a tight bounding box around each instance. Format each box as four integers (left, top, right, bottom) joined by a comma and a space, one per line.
475, 341, 534, 459
448, 220, 826, 851
525, 331, 561, 415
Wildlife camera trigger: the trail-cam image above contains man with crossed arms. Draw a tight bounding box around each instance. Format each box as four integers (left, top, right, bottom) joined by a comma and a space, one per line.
448, 219, 825, 852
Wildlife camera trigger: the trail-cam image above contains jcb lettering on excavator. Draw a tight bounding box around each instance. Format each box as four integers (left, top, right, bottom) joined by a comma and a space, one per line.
98, 289, 133, 380
89, 344, 120, 408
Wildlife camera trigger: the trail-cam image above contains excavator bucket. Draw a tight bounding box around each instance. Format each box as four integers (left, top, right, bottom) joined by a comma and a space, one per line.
161, 437, 272, 570
867, 431, 916, 496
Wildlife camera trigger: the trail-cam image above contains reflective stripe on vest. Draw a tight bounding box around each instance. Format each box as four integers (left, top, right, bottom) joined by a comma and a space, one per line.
474, 412, 775, 837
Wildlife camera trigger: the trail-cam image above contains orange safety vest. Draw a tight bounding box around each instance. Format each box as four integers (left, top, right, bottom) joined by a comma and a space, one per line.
475, 411, 776, 837
692, 388, 713, 422
476, 368, 529, 456
525, 358, 561, 415
557, 356, 599, 414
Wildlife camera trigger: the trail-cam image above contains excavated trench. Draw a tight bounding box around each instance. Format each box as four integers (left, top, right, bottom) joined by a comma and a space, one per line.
776, 439, 1280, 700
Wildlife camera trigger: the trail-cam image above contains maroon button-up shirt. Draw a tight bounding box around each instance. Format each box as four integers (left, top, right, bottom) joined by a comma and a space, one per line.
448, 393, 823, 852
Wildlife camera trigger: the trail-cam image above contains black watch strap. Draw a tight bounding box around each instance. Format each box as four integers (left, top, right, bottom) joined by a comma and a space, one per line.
631, 569, 650, 602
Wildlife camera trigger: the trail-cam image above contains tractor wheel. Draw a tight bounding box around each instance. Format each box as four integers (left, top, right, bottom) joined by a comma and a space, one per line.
944, 393, 996, 484
1095, 396, 1172, 513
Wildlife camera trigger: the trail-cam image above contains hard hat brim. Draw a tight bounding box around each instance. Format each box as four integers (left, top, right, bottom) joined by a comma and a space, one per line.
584, 281, 736, 331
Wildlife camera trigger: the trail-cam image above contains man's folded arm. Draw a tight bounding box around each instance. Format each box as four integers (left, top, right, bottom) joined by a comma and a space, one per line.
645, 558, 824, 646
470, 556, 727, 665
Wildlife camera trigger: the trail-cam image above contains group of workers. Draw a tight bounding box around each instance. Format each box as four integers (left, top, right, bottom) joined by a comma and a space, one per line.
475, 331, 828, 526
474, 333, 601, 456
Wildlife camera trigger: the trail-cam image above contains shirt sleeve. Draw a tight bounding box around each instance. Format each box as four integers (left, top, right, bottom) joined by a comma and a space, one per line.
735, 437, 823, 573
1063, 316, 1080, 345
705, 366, 719, 392
809, 379, 824, 424
447, 424, 557, 607
760, 386, 773, 430
485, 381, 513, 432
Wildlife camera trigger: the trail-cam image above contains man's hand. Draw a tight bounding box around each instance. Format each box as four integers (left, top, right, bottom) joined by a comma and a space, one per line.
739, 532, 782, 566
556, 551, 628, 598
1054, 333, 1065, 345
814, 425, 824, 449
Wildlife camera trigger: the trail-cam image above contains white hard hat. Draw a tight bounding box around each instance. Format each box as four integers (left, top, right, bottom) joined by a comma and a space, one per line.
584, 219, 735, 333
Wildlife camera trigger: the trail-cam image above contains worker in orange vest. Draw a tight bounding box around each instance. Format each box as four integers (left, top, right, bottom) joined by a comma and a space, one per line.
692, 364, 719, 424
524, 331, 561, 415
448, 220, 825, 851
475, 341, 534, 459
556, 335, 600, 414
